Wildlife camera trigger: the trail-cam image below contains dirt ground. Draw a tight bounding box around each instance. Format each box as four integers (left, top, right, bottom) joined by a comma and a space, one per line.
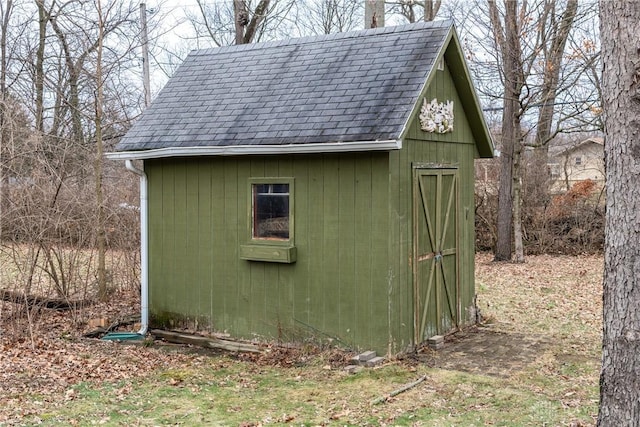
423, 325, 551, 377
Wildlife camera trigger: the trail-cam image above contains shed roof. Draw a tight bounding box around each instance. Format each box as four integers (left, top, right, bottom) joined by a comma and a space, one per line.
112, 20, 493, 159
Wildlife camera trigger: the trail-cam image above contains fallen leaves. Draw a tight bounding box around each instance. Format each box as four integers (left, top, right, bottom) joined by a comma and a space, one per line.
0, 253, 603, 425
0, 288, 202, 423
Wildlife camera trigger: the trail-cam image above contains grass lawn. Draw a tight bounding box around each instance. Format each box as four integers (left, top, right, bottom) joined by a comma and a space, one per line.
0, 253, 602, 426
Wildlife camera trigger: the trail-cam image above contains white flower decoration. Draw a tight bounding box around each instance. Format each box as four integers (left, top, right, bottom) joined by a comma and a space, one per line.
419, 98, 454, 134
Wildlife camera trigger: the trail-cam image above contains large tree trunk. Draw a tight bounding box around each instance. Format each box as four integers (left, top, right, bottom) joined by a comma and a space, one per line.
495, 126, 514, 261
597, 1, 640, 425
490, 0, 521, 261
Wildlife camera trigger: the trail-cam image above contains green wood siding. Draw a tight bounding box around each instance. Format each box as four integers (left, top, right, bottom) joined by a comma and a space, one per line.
404, 61, 474, 144
144, 55, 483, 355
387, 140, 476, 353
387, 62, 478, 353
145, 153, 390, 352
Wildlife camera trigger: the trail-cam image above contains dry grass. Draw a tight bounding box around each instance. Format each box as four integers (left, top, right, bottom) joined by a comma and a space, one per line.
475, 252, 602, 356
0, 253, 603, 426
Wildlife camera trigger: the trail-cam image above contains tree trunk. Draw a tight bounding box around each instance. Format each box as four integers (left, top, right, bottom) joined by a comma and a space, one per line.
48, 15, 84, 144
0, 289, 93, 310
512, 129, 524, 263
531, 0, 578, 205
0, 0, 12, 238
35, 0, 47, 133
243, 0, 270, 43
535, 0, 578, 150
233, 0, 246, 44
364, 0, 384, 29
423, 0, 441, 21
490, 0, 521, 261
597, 1, 640, 425
495, 134, 514, 260
95, 0, 107, 301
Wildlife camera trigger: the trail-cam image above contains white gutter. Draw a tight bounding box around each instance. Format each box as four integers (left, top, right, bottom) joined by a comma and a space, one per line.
125, 160, 148, 336
105, 140, 402, 161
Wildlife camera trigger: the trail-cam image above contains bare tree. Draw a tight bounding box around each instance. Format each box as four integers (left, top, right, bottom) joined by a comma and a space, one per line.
34, 0, 48, 133
94, 0, 107, 300
597, 1, 640, 424
0, 0, 142, 301
488, 0, 522, 261
472, 0, 592, 261
294, 0, 362, 35
387, 0, 441, 23
188, 0, 296, 47
0, 0, 13, 237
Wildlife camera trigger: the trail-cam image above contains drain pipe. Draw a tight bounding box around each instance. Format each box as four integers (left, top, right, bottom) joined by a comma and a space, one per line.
125, 160, 148, 336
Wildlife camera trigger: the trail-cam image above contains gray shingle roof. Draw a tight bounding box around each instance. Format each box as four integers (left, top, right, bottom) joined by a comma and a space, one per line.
116, 20, 453, 153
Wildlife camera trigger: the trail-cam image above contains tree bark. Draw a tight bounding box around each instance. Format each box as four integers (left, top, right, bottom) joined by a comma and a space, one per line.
512, 121, 524, 263
95, 0, 107, 301
233, 0, 246, 45
423, 0, 441, 21
34, 0, 47, 133
598, 1, 640, 425
530, 0, 578, 207
0, 0, 11, 238
490, 0, 522, 261
243, 0, 271, 43
364, 0, 384, 29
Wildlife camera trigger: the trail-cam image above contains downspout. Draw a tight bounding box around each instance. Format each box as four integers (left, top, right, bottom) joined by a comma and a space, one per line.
125, 159, 148, 336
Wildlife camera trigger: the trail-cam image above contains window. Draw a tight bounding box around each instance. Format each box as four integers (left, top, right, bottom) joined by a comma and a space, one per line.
253, 183, 290, 240
575, 156, 582, 166
241, 178, 296, 263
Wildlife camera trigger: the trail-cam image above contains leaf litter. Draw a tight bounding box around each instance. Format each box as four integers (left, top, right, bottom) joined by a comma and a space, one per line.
0, 253, 604, 425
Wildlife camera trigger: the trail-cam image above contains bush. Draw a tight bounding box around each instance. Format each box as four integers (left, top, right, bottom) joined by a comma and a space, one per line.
475, 159, 604, 256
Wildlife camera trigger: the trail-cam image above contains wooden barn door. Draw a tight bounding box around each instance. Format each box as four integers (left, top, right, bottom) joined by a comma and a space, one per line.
413, 166, 460, 345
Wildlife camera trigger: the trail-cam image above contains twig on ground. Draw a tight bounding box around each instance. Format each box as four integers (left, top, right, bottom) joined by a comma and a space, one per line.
370, 374, 427, 405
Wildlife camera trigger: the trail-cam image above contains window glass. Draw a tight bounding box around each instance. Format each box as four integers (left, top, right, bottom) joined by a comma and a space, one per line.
253, 183, 290, 239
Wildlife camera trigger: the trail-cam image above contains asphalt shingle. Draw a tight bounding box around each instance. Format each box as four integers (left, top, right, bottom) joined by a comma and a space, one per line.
115, 20, 452, 152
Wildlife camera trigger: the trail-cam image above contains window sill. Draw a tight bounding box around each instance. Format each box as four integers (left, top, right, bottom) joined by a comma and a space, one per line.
240, 244, 297, 263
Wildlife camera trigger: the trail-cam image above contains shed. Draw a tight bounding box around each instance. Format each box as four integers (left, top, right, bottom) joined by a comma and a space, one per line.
109, 20, 494, 355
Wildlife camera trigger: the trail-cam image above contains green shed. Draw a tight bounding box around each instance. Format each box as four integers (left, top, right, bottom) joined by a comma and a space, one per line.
108, 20, 494, 355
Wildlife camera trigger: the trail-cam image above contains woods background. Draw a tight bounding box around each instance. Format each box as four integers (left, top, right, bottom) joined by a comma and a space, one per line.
0, 0, 603, 310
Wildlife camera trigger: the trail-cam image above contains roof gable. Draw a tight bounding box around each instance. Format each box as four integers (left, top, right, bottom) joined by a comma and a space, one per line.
398, 30, 494, 158
113, 21, 492, 159
556, 137, 604, 157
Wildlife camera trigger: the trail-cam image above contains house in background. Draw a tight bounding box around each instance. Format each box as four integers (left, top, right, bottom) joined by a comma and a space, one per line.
549, 137, 604, 192
108, 21, 494, 355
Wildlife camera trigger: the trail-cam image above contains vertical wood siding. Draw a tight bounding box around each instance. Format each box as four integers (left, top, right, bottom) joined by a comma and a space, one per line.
387, 60, 478, 353
146, 153, 390, 352
145, 57, 482, 354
